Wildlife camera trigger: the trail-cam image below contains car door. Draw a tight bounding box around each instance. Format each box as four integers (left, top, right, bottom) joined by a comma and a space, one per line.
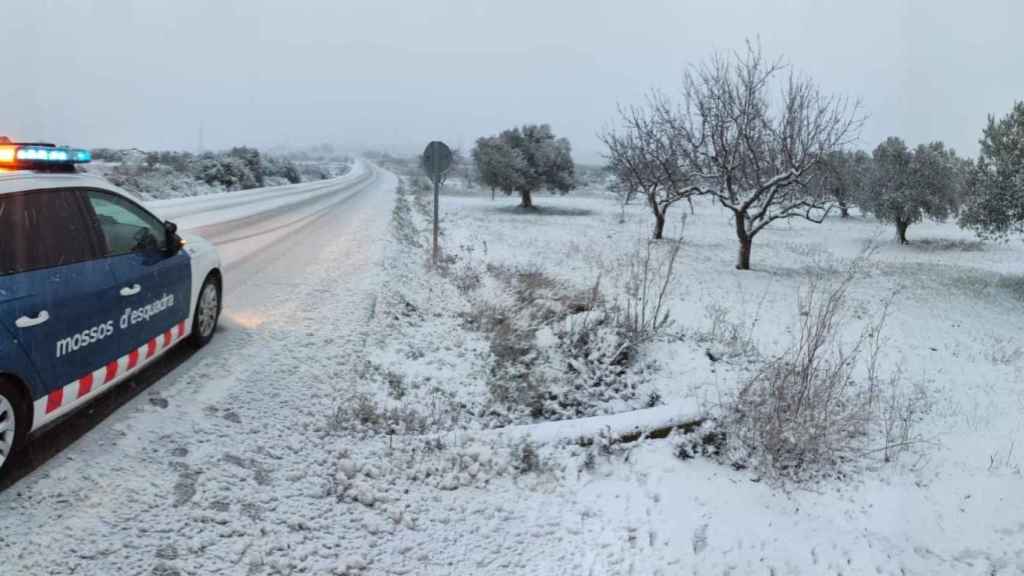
82, 190, 191, 365
0, 189, 121, 400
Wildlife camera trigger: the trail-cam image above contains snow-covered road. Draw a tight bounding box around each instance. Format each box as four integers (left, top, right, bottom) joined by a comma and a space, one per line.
152, 160, 375, 284
0, 162, 398, 574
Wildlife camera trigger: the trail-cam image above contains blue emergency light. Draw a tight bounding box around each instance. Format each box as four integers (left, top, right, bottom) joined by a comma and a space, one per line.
0, 142, 92, 168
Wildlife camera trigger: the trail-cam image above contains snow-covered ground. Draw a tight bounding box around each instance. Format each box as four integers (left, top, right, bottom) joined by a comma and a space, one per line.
2, 168, 1022, 575
357, 181, 1024, 574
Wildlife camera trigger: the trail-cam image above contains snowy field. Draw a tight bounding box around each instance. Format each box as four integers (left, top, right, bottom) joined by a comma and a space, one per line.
355, 178, 1024, 574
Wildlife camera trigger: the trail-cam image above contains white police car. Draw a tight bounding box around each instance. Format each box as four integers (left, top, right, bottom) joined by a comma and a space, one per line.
0, 139, 223, 476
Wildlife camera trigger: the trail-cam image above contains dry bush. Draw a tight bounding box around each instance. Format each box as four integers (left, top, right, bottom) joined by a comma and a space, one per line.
434, 244, 484, 294
878, 377, 930, 463
328, 389, 464, 437
694, 303, 759, 360
722, 264, 929, 482
471, 230, 686, 424
613, 228, 684, 344
476, 265, 652, 423
727, 273, 865, 477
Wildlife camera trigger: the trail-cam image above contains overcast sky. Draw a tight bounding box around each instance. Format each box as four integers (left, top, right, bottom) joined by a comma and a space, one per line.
2, 0, 1021, 163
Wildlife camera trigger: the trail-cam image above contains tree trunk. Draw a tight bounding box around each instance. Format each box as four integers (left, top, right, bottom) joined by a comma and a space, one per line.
896, 219, 909, 245
737, 238, 753, 270
839, 201, 849, 218
519, 189, 533, 208
687, 196, 695, 215
734, 211, 752, 270
653, 211, 666, 240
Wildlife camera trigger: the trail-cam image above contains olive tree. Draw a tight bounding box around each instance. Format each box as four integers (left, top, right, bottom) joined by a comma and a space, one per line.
960, 101, 1024, 239
862, 137, 962, 244
818, 150, 873, 218
472, 136, 524, 201
472, 124, 575, 208
667, 42, 861, 269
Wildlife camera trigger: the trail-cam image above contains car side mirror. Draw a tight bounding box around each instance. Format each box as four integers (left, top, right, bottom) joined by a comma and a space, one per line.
164, 220, 184, 255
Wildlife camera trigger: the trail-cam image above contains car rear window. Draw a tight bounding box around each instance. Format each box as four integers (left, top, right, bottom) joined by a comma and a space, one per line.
0, 189, 97, 275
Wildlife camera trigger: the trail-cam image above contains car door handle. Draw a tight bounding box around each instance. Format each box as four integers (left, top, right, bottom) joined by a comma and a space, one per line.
120, 284, 142, 297
15, 311, 50, 328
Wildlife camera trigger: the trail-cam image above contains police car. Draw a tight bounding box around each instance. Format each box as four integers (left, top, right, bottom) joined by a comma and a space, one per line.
0, 139, 223, 476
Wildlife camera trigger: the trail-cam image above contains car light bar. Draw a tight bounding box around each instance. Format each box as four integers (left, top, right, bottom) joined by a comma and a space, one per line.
0, 144, 92, 167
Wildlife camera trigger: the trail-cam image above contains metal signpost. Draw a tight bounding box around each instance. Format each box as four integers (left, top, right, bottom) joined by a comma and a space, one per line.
422, 140, 452, 266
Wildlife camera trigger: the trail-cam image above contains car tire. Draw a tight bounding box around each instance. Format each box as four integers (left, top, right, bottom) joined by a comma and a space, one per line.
190, 273, 221, 349
0, 378, 29, 478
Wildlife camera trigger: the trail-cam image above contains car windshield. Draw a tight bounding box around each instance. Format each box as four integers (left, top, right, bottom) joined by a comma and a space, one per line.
2, 3, 1023, 575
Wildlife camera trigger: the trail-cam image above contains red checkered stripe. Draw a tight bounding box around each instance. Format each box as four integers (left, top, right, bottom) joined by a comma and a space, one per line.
32, 320, 190, 430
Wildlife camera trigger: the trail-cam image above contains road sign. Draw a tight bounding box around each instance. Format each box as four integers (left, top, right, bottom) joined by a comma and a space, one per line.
422, 140, 452, 266
422, 141, 452, 182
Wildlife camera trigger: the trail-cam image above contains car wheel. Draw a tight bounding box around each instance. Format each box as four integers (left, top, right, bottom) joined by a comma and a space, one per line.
0, 379, 28, 477
190, 274, 221, 348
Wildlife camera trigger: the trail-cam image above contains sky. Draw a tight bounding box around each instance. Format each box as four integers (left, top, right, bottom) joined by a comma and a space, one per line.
2, 0, 1022, 163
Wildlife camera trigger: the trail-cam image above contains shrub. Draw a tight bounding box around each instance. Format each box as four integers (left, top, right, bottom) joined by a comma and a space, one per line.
509, 437, 543, 474
722, 265, 928, 481
92, 146, 312, 198
613, 226, 684, 345
694, 303, 758, 361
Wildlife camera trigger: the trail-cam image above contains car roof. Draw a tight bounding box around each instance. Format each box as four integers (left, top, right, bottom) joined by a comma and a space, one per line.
0, 170, 136, 200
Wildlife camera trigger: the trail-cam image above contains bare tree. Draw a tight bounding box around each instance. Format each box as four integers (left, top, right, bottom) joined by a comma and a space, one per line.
669, 41, 861, 269
602, 96, 697, 240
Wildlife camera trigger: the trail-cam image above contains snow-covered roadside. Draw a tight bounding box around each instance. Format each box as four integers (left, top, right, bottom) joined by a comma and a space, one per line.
357, 180, 1024, 574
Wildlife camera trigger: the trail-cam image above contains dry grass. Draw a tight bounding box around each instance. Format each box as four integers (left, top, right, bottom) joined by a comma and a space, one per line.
612, 229, 684, 344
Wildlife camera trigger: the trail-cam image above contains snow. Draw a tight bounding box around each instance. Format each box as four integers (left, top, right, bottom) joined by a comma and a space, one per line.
448, 400, 703, 446
2, 168, 1023, 574
367, 183, 1024, 573
147, 160, 369, 229
83, 155, 352, 202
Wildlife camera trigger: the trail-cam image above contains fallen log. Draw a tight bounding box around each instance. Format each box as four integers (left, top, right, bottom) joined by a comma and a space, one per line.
426, 400, 707, 448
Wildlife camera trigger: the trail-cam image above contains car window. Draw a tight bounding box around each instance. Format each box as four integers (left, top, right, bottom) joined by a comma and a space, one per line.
0, 189, 96, 275
86, 190, 167, 255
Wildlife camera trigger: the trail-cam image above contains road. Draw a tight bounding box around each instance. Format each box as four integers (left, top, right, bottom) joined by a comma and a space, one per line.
155, 159, 378, 289
0, 160, 393, 496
